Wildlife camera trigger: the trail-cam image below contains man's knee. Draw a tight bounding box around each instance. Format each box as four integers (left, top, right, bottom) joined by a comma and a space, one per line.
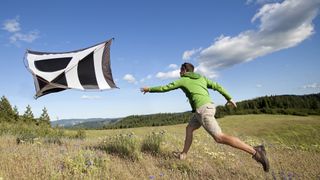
186, 125, 198, 133
213, 133, 225, 144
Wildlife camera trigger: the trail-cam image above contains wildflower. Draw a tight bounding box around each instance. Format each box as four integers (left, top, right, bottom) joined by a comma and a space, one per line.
85, 159, 94, 168
149, 175, 155, 179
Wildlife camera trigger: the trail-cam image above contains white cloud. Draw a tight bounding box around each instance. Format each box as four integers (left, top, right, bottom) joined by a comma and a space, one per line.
247, 0, 282, 5
123, 74, 137, 84
168, 64, 178, 69
194, 0, 319, 77
182, 48, 202, 60
2, 16, 39, 44
2, 17, 20, 32
10, 31, 39, 43
303, 83, 320, 89
256, 84, 263, 88
156, 69, 180, 80
81, 95, 102, 100
140, 74, 152, 83
194, 65, 219, 79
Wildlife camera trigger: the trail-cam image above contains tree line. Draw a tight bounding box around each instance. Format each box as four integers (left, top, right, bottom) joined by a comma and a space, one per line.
215, 93, 320, 118
104, 112, 193, 129
0, 96, 50, 126
104, 93, 320, 129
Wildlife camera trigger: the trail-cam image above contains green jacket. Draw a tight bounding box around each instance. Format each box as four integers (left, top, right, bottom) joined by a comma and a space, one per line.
149, 72, 232, 112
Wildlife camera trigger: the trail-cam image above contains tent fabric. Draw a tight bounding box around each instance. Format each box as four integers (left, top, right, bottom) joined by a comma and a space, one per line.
25, 39, 117, 98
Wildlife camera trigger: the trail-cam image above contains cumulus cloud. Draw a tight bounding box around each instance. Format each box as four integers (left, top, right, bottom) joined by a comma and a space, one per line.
154, 64, 181, 80
140, 74, 152, 83
256, 84, 263, 88
192, 0, 319, 77
182, 48, 202, 60
2, 16, 39, 44
10, 31, 39, 43
123, 74, 137, 84
2, 17, 20, 32
168, 64, 178, 69
246, 0, 282, 5
303, 83, 320, 89
156, 69, 180, 80
81, 95, 102, 100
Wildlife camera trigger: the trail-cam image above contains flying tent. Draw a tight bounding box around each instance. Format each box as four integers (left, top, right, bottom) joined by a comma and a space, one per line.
25, 39, 118, 99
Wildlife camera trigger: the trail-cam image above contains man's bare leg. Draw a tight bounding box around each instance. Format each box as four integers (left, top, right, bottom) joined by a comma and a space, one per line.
179, 124, 200, 159
213, 132, 256, 155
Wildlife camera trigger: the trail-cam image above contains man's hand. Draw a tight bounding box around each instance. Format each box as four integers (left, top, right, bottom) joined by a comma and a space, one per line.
225, 99, 237, 108
140, 87, 150, 94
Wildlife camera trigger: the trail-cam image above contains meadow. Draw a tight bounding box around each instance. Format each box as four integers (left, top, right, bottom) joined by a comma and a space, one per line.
0, 114, 319, 179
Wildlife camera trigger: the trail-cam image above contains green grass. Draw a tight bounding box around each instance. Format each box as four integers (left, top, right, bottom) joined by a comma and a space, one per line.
0, 114, 319, 179
219, 115, 320, 150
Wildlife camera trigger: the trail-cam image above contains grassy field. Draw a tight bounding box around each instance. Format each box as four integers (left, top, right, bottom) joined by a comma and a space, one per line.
0, 114, 319, 179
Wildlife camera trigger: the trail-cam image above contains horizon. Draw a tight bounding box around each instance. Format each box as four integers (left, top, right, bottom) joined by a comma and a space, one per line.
1, 0, 320, 120
51, 92, 320, 121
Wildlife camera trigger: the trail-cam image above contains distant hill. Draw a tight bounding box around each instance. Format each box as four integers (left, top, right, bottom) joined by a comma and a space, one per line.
51, 93, 320, 130
71, 118, 120, 129
51, 118, 121, 128
103, 112, 193, 129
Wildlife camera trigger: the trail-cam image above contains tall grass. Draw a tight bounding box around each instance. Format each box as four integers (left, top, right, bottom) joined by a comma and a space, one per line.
141, 130, 166, 155
98, 132, 141, 161
0, 115, 319, 179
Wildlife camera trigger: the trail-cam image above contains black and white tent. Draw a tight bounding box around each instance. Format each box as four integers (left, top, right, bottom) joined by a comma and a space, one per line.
25, 39, 117, 99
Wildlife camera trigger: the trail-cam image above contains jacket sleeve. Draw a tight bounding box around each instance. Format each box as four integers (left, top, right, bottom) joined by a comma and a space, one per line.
205, 77, 232, 100
149, 79, 182, 93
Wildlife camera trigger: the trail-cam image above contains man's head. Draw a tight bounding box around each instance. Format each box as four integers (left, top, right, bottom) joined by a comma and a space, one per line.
180, 62, 194, 77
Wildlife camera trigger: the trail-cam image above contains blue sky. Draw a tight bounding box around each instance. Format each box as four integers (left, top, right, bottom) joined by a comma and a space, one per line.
1, 0, 320, 120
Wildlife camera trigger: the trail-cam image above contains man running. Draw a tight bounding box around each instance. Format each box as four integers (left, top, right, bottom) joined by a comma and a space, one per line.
140, 62, 269, 172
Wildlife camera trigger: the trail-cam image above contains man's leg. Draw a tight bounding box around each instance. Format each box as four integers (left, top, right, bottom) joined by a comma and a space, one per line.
212, 133, 269, 172
179, 124, 200, 159
175, 123, 200, 160
213, 132, 255, 155
199, 103, 269, 171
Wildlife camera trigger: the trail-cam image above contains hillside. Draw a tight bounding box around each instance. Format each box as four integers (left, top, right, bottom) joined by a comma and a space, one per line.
104, 93, 320, 129
1, 115, 319, 179
51, 118, 120, 128
215, 93, 320, 118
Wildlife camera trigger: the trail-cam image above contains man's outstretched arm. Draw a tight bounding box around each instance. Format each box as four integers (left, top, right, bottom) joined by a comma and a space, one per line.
140, 87, 150, 94
140, 80, 181, 94
226, 99, 237, 108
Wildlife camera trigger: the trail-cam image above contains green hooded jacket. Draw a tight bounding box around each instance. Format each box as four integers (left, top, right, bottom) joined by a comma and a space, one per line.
149, 72, 232, 112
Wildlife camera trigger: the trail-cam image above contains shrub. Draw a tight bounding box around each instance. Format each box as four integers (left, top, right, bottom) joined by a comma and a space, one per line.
99, 132, 140, 161
74, 129, 86, 140
61, 150, 104, 176
16, 132, 37, 144
141, 130, 166, 155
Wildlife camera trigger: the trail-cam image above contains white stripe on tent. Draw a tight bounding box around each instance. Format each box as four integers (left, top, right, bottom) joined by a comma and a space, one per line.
63, 43, 103, 90
64, 45, 99, 73
65, 63, 84, 90
94, 43, 111, 89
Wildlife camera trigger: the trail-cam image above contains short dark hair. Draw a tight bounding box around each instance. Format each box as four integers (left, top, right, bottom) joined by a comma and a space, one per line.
181, 62, 194, 72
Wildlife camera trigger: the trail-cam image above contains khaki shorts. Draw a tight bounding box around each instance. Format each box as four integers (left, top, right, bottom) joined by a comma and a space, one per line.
188, 103, 222, 136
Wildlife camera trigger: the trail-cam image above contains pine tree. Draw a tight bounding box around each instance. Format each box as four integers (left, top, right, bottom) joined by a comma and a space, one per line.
13, 105, 19, 121
0, 96, 15, 122
39, 107, 50, 126
22, 105, 35, 123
